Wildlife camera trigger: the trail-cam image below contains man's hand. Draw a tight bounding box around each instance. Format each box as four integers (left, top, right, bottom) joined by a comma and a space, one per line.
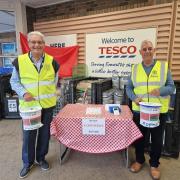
149, 89, 160, 96
23, 92, 35, 101
134, 97, 142, 105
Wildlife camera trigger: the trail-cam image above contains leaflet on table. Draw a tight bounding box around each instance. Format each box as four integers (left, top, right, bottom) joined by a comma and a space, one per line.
86, 107, 102, 115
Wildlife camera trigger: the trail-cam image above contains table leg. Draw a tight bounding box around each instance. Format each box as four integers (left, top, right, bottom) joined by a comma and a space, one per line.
59, 143, 71, 164
125, 147, 129, 168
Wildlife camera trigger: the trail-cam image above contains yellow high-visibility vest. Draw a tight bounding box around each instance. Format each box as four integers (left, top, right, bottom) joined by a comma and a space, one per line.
131, 61, 169, 113
18, 53, 57, 108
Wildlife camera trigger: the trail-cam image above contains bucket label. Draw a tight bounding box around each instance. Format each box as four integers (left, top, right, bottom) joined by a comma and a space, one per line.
140, 118, 160, 128
22, 117, 43, 130
140, 103, 160, 128
20, 106, 43, 131
30, 117, 41, 125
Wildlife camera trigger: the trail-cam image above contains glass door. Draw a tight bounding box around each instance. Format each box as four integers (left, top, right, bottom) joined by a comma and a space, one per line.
0, 10, 17, 68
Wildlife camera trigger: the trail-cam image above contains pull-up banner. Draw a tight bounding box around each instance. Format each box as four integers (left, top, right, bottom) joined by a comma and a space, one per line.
86, 28, 156, 77
20, 32, 79, 78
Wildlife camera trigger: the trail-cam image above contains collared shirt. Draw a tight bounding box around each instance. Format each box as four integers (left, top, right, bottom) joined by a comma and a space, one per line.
29, 52, 44, 72
10, 52, 59, 99
126, 60, 175, 101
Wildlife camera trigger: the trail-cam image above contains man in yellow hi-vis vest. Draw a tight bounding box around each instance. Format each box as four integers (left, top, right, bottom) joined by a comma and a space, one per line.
126, 40, 175, 180
10, 31, 59, 179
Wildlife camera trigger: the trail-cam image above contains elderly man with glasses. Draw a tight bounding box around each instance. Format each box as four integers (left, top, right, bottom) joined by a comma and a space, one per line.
126, 40, 175, 180
10, 31, 59, 178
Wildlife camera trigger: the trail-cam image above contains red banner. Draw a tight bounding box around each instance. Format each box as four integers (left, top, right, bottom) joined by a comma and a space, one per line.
20, 32, 79, 77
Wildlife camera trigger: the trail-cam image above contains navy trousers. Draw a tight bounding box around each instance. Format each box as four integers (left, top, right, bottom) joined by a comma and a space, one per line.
133, 112, 167, 167
22, 108, 53, 168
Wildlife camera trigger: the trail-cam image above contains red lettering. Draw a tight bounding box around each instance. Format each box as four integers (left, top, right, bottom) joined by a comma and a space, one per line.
106, 47, 112, 54
98, 45, 137, 54
112, 46, 119, 54
127, 46, 136, 54
98, 47, 106, 54
120, 46, 127, 54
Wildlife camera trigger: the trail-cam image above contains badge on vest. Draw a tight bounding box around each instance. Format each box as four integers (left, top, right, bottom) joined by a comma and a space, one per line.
43, 64, 51, 71
150, 70, 158, 78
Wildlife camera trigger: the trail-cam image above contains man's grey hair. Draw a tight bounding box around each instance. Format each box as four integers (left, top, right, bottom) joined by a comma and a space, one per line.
27, 31, 45, 42
140, 40, 154, 49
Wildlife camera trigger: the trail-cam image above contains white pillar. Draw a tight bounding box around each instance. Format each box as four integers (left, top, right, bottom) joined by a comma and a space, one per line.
14, 0, 27, 54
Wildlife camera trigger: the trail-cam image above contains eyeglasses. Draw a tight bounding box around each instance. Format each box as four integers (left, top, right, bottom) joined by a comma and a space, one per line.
29, 41, 44, 45
142, 47, 153, 52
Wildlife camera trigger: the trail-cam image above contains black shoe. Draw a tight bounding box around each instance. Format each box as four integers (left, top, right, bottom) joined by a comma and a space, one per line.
37, 160, 50, 171
19, 164, 33, 179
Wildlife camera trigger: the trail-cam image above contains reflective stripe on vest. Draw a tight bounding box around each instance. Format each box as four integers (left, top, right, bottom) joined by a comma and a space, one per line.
23, 80, 55, 89
18, 53, 57, 108
34, 93, 56, 101
131, 61, 169, 113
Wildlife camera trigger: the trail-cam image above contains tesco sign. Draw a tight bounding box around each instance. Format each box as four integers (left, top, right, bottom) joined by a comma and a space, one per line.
86, 28, 156, 77
98, 45, 137, 54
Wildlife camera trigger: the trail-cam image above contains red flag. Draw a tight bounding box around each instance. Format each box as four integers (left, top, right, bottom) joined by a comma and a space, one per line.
20, 32, 30, 53
19, 32, 79, 77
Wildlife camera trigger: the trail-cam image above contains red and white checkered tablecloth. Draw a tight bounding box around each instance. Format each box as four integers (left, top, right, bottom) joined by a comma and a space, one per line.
51, 104, 142, 153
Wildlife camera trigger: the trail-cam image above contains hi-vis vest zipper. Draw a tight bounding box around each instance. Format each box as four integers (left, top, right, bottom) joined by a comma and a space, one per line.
18, 53, 57, 108
131, 61, 169, 113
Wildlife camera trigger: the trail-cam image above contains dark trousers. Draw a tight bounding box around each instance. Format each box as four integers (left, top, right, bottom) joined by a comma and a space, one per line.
133, 112, 167, 167
22, 108, 53, 168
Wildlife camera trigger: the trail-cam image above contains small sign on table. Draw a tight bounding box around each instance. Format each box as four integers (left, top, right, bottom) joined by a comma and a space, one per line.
82, 118, 105, 135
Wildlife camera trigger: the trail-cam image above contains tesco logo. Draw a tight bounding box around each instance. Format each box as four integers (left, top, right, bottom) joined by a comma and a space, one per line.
98, 46, 137, 54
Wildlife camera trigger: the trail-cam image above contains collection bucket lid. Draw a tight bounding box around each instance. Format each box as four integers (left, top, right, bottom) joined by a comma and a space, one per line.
139, 102, 162, 107
20, 106, 42, 113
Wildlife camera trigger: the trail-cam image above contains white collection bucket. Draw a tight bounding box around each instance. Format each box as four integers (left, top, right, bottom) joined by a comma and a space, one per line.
139, 102, 161, 128
20, 106, 43, 130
